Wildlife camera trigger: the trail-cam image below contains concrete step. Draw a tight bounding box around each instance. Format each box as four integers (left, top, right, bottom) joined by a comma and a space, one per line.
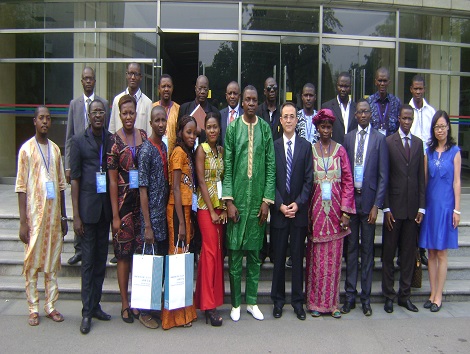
1, 274, 469, 304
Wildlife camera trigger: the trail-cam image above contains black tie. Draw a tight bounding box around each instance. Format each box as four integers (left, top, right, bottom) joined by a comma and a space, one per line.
404, 137, 410, 161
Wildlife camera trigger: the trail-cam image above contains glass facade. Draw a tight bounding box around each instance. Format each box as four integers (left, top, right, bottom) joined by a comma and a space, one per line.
0, 1, 469, 177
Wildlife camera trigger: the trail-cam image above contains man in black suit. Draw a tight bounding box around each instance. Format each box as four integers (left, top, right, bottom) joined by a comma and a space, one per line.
256, 77, 283, 142
178, 75, 219, 121
382, 105, 425, 314
219, 81, 243, 145
65, 67, 109, 265
270, 102, 313, 321
70, 100, 113, 334
321, 72, 357, 144
341, 99, 389, 316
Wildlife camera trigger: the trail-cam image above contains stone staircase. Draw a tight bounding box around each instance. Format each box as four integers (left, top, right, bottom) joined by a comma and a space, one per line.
1, 215, 470, 304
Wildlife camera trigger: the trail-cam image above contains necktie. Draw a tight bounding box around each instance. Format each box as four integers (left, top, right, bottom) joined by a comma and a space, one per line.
286, 141, 293, 194
230, 109, 235, 123
404, 136, 411, 161
355, 130, 366, 165
85, 98, 91, 128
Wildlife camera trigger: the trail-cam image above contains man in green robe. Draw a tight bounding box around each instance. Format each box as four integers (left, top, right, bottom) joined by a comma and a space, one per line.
223, 85, 276, 321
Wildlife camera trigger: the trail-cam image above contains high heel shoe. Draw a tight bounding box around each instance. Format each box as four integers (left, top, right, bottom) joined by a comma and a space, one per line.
205, 309, 223, 326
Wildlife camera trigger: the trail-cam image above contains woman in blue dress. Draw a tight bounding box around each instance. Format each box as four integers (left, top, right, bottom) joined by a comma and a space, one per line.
419, 110, 461, 312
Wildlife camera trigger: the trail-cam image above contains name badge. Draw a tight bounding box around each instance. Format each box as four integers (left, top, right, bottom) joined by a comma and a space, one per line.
354, 165, 364, 188
378, 128, 386, 136
192, 193, 198, 212
46, 181, 55, 200
321, 181, 332, 201
129, 169, 139, 189
217, 180, 222, 200
96, 172, 106, 193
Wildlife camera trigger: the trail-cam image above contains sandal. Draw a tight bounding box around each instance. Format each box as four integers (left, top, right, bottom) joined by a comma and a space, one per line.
139, 313, 159, 329
311, 310, 321, 317
132, 308, 140, 319
46, 310, 64, 322
121, 307, 134, 324
28, 312, 39, 326
331, 310, 342, 319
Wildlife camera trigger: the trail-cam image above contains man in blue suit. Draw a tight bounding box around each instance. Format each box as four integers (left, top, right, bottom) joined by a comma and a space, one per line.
219, 81, 243, 146
341, 99, 389, 316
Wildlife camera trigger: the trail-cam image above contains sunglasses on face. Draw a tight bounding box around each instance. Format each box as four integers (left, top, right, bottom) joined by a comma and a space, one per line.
266, 85, 278, 91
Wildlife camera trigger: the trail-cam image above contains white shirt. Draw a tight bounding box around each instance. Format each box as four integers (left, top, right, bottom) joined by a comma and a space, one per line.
409, 98, 435, 151
337, 95, 351, 134
354, 124, 371, 167
83, 92, 95, 128
283, 134, 295, 160
108, 88, 153, 135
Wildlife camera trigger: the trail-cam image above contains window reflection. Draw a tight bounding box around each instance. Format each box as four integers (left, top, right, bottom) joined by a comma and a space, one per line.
323, 8, 395, 37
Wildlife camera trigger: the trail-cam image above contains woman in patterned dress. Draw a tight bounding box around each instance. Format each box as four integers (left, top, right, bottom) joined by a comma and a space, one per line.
194, 112, 226, 326
306, 109, 356, 319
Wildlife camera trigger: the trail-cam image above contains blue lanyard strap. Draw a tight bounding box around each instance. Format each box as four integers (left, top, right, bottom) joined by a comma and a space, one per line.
319, 141, 331, 176
90, 128, 105, 172
35, 137, 51, 176
122, 128, 136, 163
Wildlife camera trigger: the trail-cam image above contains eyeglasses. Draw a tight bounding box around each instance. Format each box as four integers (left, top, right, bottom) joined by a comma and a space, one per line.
266, 85, 278, 91
356, 109, 371, 115
126, 72, 142, 78
281, 115, 296, 121
90, 110, 105, 117
434, 124, 448, 131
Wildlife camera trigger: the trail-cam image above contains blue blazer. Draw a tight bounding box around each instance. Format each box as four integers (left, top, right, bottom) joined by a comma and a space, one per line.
343, 126, 389, 213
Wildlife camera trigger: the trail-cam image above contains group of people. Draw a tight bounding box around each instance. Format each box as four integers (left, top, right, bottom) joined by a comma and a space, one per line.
15, 63, 460, 334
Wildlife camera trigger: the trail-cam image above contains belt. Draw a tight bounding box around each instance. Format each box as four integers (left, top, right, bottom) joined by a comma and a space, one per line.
355, 188, 362, 194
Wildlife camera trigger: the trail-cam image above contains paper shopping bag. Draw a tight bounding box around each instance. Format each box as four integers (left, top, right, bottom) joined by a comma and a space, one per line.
164, 252, 194, 310
131, 252, 164, 310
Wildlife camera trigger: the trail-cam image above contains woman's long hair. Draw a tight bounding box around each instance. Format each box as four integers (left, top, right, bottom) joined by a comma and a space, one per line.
175, 115, 198, 188
427, 110, 456, 152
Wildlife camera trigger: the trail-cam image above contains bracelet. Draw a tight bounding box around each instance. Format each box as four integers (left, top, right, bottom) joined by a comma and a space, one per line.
61, 216, 68, 221
453, 209, 461, 215
342, 213, 350, 219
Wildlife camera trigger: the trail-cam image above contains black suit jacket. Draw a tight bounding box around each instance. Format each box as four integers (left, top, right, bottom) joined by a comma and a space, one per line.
270, 135, 313, 228
384, 132, 425, 219
219, 106, 243, 146
178, 100, 219, 143
256, 102, 283, 141
343, 127, 389, 213
70, 128, 112, 224
322, 98, 357, 144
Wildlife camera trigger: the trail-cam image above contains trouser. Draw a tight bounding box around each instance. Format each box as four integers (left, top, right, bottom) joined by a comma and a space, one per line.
25, 268, 58, 314
382, 218, 417, 302
81, 211, 110, 317
228, 249, 261, 307
73, 233, 82, 255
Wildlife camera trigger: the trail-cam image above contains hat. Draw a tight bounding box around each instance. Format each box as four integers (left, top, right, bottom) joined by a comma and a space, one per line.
313, 108, 336, 126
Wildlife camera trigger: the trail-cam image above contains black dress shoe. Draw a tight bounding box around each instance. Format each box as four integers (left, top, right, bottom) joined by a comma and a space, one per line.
423, 300, 432, 309
362, 303, 372, 316
93, 308, 111, 321
340, 301, 356, 314
273, 306, 282, 319
68, 253, 82, 265
80, 317, 91, 334
384, 298, 394, 313
430, 302, 442, 312
109, 257, 117, 264
294, 307, 306, 320
398, 299, 419, 312
285, 257, 292, 268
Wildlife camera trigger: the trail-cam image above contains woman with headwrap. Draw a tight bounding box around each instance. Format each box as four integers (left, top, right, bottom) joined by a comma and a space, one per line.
306, 109, 356, 319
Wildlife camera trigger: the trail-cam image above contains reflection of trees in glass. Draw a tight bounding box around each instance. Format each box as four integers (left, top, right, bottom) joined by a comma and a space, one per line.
204, 41, 238, 108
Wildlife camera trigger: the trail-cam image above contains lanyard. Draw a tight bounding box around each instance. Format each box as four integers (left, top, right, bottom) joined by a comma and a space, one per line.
122, 128, 136, 163
35, 137, 51, 177
376, 102, 390, 128
149, 138, 168, 181
319, 141, 331, 177
90, 128, 105, 173
160, 101, 173, 121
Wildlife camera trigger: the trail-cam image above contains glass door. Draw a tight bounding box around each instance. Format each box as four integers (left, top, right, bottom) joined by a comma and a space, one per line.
321, 39, 395, 104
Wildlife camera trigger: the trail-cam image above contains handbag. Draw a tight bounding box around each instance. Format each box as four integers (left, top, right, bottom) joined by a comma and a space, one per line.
410, 249, 422, 288
164, 241, 194, 310
130, 244, 164, 310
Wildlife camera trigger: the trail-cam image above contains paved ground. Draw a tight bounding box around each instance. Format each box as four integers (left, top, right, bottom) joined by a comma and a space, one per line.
1, 299, 470, 353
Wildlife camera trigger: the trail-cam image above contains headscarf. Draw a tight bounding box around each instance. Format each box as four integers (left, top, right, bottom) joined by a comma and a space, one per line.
313, 108, 336, 127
